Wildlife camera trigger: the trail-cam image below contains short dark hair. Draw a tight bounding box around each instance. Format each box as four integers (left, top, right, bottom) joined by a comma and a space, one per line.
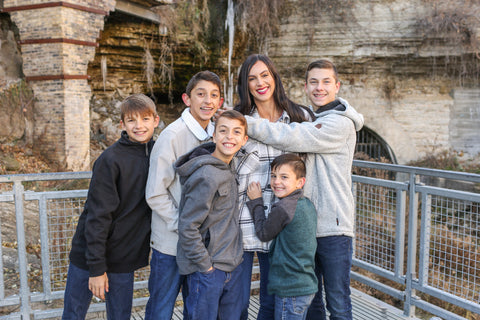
185, 70, 222, 96
120, 93, 157, 122
305, 59, 339, 83
215, 109, 247, 133
271, 153, 306, 179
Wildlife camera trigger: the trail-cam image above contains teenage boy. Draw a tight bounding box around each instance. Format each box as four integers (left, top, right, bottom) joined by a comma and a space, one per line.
175, 110, 248, 319
243, 59, 364, 320
246, 153, 317, 320
62, 94, 160, 320
145, 71, 223, 319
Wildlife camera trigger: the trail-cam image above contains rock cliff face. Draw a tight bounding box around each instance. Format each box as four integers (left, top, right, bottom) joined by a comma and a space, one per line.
1, 0, 479, 166
266, 0, 480, 163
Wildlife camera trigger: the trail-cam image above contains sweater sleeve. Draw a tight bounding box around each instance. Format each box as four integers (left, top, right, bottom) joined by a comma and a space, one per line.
246, 198, 294, 242
146, 129, 180, 234
178, 169, 217, 272
85, 154, 120, 277
245, 113, 355, 154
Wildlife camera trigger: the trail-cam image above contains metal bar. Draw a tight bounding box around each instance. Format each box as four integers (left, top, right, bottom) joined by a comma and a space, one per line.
38, 194, 53, 297
417, 192, 430, 286
352, 175, 409, 190
353, 160, 480, 183
394, 189, 406, 277
411, 297, 469, 320
416, 185, 480, 201
411, 283, 480, 314
352, 259, 404, 284
351, 272, 405, 301
0, 171, 91, 183
13, 181, 31, 319
404, 173, 418, 316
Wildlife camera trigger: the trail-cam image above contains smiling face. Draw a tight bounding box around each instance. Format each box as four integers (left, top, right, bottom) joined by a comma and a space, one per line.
270, 164, 306, 199
121, 112, 159, 144
305, 67, 340, 109
247, 61, 276, 105
211, 117, 248, 163
183, 80, 223, 128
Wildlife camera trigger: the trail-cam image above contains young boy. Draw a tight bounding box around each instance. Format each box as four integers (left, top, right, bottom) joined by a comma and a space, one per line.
175, 110, 248, 319
62, 93, 160, 320
145, 71, 223, 319
242, 59, 364, 320
246, 154, 317, 320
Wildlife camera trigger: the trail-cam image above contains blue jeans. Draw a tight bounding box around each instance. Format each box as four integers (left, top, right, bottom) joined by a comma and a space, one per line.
144, 249, 188, 320
185, 266, 243, 320
275, 294, 315, 320
239, 251, 274, 320
306, 236, 353, 320
62, 263, 134, 320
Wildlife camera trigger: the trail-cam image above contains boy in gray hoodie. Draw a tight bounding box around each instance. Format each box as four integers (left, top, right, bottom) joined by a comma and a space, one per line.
243, 59, 364, 320
175, 110, 248, 320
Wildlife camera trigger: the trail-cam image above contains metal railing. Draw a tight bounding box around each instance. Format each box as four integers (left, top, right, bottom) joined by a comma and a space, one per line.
0, 162, 479, 319
352, 160, 480, 320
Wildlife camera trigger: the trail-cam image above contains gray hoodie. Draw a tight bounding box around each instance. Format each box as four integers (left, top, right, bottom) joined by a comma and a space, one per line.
245, 98, 364, 238
174, 142, 243, 275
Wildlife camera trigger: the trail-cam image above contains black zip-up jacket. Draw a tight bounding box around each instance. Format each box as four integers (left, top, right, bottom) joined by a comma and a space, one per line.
69, 131, 154, 277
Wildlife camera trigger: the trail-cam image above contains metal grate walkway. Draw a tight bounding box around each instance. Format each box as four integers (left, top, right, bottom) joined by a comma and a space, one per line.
126, 288, 419, 320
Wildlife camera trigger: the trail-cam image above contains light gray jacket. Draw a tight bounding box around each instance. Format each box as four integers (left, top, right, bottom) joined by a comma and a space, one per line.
146, 108, 214, 256
245, 98, 364, 237
175, 143, 243, 275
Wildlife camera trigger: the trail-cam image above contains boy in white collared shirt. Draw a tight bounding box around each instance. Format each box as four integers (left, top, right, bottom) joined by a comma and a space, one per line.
144, 71, 224, 320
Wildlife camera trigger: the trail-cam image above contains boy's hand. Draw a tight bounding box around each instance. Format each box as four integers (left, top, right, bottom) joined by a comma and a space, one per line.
247, 182, 262, 200
89, 273, 109, 300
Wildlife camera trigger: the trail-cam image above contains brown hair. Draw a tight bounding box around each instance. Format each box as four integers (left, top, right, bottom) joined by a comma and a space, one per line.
215, 109, 248, 133
271, 153, 306, 179
186, 70, 222, 96
305, 59, 339, 83
120, 93, 157, 122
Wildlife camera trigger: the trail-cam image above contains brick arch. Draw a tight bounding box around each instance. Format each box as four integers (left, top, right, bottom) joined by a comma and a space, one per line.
3, 0, 116, 170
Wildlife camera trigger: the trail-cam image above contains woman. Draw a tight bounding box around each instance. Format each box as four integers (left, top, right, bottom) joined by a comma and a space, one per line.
234, 54, 313, 319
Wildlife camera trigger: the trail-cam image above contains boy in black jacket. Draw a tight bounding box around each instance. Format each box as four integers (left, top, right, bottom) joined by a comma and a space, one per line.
62, 94, 159, 320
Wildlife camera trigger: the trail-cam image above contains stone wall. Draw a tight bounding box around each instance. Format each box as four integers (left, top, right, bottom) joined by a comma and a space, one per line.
268, 0, 480, 164
3, 0, 116, 170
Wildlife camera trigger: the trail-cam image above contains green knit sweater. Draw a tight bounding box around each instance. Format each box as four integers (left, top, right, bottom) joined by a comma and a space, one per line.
247, 190, 318, 297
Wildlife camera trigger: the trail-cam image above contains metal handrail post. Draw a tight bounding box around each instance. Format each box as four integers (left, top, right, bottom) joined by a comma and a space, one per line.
13, 180, 31, 319
404, 172, 419, 316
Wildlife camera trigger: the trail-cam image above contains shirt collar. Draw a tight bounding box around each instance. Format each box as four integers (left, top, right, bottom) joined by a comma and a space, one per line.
181, 108, 214, 141
250, 106, 290, 123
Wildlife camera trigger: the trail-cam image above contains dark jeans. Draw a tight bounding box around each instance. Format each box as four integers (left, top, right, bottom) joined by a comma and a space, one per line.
306, 236, 353, 320
275, 294, 315, 320
185, 266, 243, 320
62, 263, 134, 320
144, 249, 188, 320
239, 251, 275, 320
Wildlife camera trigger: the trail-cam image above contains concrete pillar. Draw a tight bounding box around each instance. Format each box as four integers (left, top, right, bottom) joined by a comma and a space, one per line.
3, 1, 116, 170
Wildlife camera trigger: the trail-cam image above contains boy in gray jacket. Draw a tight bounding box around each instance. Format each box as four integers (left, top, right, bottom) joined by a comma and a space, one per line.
175, 110, 248, 320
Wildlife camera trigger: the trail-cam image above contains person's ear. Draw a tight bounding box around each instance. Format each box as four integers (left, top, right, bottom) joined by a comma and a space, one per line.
182, 93, 191, 106
296, 177, 306, 189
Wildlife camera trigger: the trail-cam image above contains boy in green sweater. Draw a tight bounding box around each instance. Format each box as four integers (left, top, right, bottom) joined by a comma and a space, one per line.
246, 153, 318, 320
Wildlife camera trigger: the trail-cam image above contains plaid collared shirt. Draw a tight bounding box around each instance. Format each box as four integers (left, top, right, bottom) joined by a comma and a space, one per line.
234, 109, 291, 252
